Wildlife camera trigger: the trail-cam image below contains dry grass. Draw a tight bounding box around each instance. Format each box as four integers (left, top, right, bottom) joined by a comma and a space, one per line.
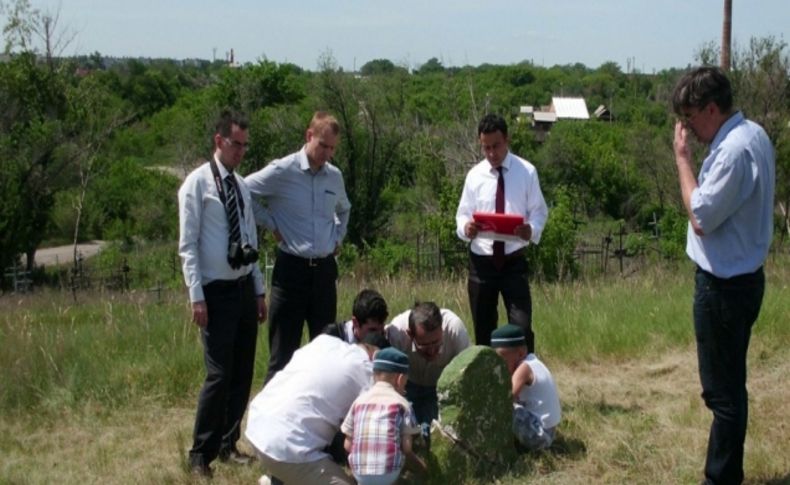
494, 340, 790, 485
1, 258, 787, 484
1, 343, 787, 484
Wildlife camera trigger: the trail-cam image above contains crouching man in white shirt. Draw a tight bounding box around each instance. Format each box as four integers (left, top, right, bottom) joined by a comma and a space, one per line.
245, 334, 384, 485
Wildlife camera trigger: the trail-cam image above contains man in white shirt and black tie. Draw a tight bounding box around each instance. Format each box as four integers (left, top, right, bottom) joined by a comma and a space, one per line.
455, 114, 548, 350
178, 110, 267, 477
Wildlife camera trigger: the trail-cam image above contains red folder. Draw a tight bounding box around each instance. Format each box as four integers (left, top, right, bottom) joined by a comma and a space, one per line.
472, 212, 524, 235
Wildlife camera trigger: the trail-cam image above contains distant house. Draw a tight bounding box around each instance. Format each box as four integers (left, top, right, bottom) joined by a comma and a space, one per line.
550, 96, 590, 120
532, 111, 557, 142
594, 104, 614, 121
517, 105, 535, 125
525, 96, 589, 142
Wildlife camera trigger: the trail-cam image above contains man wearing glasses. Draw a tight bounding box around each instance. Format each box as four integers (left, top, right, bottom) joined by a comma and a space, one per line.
386, 302, 470, 446
178, 110, 268, 477
672, 66, 775, 485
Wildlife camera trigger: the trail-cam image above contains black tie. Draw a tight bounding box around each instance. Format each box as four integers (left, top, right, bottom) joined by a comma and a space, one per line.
225, 175, 241, 245
493, 166, 505, 270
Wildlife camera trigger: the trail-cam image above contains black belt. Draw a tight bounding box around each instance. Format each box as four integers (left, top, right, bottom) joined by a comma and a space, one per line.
696, 265, 763, 284
204, 273, 252, 289
471, 248, 525, 261
277, 249, 333, 268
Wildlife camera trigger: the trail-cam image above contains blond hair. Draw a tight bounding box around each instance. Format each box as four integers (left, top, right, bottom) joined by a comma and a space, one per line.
308, 111, 340, 136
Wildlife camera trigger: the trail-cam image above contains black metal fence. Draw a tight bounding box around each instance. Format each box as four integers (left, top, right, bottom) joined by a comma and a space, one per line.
412, 225, 658, 279
3, 230, 787, 295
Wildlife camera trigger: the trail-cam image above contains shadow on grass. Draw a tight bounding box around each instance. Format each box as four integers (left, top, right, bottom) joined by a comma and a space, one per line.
749, 472, 790, 485
564, 399, 643, 418
515, 432, 587, 460
594, 400, 642, 416
501, 432, 587, 483
546, 433, 587, 459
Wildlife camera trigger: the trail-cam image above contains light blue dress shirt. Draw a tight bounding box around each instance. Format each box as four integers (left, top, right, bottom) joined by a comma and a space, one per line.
245, 147, 351, 258
687, 111, 775, 278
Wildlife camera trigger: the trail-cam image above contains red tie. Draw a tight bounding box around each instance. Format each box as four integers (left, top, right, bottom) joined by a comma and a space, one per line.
494, 166, 505, 270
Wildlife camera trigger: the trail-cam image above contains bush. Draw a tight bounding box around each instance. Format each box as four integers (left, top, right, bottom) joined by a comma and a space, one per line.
657, 207, 688, 260
364, 239, 416, 277
528, 186, 579, 281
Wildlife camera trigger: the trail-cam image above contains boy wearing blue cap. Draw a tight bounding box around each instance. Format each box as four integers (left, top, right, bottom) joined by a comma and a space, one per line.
491, 324, 561, 451
342, 347, 427, 485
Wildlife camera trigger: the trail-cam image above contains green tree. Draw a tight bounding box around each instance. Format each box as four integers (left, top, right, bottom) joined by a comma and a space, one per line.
313, 55, 412, 247
527, 186, 578, 281
360, 58, 405, 76
730, 36, 790, 241
0, 51, 70, 270
537, 122, 647, 221
418, 57, 445, 75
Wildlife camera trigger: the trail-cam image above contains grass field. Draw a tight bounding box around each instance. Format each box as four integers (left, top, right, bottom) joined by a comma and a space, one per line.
1, 257, 788, 484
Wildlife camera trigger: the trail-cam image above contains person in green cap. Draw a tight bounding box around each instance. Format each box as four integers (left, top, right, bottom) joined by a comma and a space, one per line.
342, 347, 427, 485
491, 324, 561, 450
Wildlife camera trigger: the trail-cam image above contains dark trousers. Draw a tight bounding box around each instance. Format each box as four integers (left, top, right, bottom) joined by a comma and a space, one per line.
264, 249, 338, 384
189, 275, 258, 467
406, 380, 439, 425
694, 266, 764, 485
406, 380, 438, 450
467, 250, 534, 350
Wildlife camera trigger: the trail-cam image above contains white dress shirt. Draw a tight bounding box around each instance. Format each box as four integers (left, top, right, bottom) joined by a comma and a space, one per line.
178, 157, 265, 302
341, 319, 357, 344
385, 309, 471, 387
455, 151, 549, 256
245, 335, 373, 463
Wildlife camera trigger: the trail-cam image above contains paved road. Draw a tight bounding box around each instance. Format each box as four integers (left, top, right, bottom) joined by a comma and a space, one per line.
35, 241, 107, 267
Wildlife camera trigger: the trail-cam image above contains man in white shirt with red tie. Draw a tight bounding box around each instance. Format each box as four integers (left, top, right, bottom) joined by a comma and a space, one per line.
455, 114, 548, 350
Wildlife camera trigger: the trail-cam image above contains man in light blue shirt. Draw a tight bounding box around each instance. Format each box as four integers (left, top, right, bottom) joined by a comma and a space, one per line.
672, 66, 775, 485
246, 111, 351, 383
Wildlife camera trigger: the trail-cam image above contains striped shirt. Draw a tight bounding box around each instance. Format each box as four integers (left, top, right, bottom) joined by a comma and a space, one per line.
341, 381, 420, 476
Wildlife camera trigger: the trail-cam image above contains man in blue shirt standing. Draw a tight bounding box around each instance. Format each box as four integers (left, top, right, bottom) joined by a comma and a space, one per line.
672, 66, 775, 485
246, 111, 351, 384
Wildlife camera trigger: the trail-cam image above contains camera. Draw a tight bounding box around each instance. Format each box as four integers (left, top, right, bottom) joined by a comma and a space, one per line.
227, 242, 259, 269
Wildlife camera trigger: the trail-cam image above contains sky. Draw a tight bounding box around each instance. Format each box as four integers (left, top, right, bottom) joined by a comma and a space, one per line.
4, 0, 789, 72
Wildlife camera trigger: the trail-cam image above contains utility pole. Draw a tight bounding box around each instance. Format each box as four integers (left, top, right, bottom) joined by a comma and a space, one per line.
721, 0, 732, 71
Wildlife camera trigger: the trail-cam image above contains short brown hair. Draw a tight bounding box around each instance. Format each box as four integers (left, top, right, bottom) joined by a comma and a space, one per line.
408, 302, 442, 333
308, 111, 340, 136
215, 110, 248, 138
672, 66, 733, 115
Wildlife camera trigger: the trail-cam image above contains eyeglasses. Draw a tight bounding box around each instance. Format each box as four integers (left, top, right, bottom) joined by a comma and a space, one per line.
224, 138, 250, 150
413, 338, 443, 351
679, 104, 708, 125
